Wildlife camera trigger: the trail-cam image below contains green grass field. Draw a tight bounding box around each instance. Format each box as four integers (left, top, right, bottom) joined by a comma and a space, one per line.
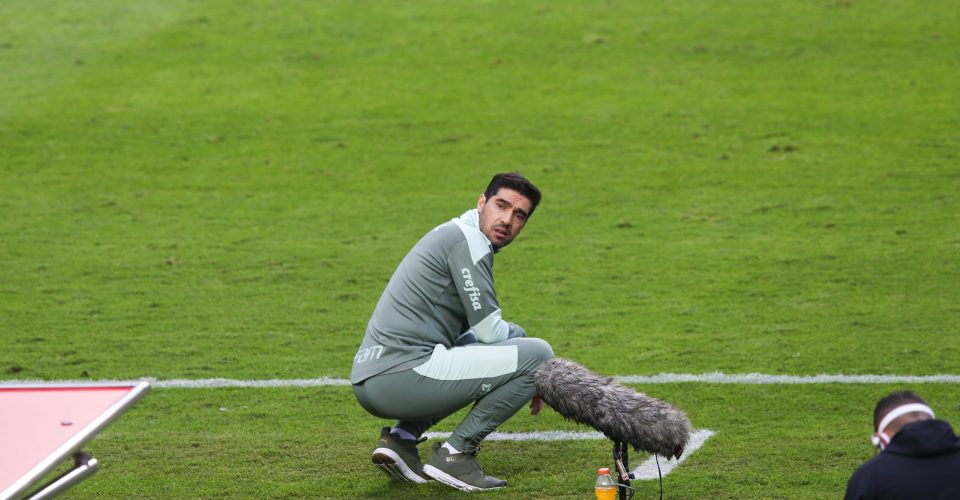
2, 0, 958, 498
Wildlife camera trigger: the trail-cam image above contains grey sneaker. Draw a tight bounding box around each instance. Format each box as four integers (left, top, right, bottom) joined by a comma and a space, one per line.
422, 443, 507, 492
371, 427, 429, 483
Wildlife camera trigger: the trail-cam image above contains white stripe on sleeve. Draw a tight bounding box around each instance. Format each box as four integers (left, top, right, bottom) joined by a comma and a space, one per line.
473, 308, 510, 343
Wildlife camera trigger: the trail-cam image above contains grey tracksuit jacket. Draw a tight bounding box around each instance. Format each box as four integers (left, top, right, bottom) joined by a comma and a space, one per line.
351, 208, 525, 384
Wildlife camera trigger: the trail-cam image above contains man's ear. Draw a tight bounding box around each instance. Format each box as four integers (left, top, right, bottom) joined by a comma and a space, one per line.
477, 194, 487, 211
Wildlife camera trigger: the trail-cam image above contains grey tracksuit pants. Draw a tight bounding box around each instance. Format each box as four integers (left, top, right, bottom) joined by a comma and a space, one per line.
352, 337, 554, 453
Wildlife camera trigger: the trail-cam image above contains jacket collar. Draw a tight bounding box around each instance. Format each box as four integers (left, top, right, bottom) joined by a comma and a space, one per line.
885, 420, 960, 457
457, 209, 497, 253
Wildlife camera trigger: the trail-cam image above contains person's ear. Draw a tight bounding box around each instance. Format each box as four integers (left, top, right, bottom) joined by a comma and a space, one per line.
477, 195, 487, 211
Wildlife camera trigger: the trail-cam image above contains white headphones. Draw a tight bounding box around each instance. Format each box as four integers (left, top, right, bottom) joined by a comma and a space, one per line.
871, 403, 934, 450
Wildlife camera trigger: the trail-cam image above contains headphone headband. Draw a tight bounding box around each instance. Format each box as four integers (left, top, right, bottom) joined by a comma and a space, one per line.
876, 403, 934, 434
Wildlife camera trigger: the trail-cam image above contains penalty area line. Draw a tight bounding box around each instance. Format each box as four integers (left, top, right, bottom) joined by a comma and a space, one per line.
422, 429, 716, 480
633, 429, 715, 480
424, 429, 607, 441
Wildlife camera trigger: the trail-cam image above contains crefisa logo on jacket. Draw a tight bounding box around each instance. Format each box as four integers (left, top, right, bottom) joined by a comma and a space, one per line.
460, 268, 482, 311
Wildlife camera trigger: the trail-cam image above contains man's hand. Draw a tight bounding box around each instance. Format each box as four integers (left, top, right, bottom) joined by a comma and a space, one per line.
506, 322, 527, 339
530, 395, 544, 415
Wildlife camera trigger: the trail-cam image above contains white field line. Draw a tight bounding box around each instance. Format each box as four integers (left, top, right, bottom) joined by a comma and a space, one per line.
7, 373, 960, 388
422, 429, 716, 480
632, 429, 715, 480
148, 377, 352, 388
424, 430, 606, 441
614, 373, 960, 384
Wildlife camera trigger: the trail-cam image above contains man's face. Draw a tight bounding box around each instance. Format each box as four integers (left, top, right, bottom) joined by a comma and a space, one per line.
477, 187, 532, 249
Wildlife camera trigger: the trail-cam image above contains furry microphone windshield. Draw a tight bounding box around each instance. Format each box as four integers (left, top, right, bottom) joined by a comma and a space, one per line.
534, 358, 691, 458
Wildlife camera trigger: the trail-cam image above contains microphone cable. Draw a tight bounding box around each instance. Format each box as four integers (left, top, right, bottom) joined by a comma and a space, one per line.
656, 454, 664, 500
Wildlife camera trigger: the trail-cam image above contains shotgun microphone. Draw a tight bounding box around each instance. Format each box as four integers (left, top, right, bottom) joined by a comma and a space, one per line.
534, 358, 691, 458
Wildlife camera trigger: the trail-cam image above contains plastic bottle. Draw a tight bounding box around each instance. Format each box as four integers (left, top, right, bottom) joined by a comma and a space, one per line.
595, 467, 617, 500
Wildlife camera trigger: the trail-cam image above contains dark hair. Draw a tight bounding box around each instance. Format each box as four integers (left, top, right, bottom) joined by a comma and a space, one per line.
483, 172, 542, 216
873, 391, 928, 430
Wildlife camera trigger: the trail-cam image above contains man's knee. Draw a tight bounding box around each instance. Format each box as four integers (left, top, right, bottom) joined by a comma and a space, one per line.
518, 337, 554, 373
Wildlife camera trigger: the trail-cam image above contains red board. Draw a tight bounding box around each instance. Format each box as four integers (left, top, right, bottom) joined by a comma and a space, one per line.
0, 382, 149, 499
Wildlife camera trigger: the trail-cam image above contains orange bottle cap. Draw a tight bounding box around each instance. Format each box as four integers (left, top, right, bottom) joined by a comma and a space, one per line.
597, 467, 610, 474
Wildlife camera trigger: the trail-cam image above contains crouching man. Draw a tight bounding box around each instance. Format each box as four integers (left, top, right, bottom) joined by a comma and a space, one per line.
351, 172, 554, 492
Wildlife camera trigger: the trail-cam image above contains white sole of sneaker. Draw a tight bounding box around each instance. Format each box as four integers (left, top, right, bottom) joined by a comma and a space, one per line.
422, 464, 504, 492
372, 447, 428, 484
